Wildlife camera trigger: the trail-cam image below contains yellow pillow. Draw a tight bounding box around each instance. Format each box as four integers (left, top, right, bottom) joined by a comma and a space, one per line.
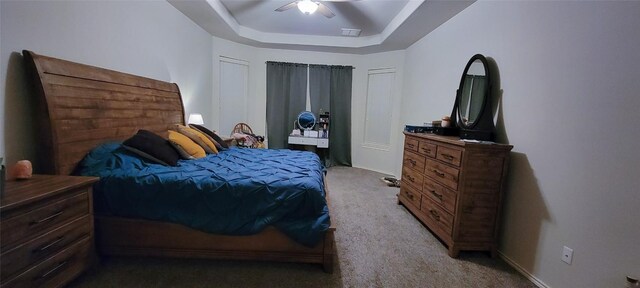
175, 125, 219, 154
168, 130, 206, 159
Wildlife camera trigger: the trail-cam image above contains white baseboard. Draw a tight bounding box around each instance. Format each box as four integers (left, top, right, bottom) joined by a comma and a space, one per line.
498, 250, 550, 288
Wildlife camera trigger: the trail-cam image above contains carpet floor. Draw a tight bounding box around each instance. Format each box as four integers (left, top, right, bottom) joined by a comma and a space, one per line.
69, 167, 535, 288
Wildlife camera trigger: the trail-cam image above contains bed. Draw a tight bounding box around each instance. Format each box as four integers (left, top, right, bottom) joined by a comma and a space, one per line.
23, 50, 335, 272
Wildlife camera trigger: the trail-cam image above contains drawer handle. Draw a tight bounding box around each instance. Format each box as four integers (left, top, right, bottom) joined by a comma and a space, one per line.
429, 209, 440, 221
432, 169, 445, 178
405, 191, 414, 200
408, 159, 417, 166
33, 236, 64, 254
441, 154, 455, 161
422, 148, 431, 154
33, 260, 68, 281
30, 211, 64, 226
404, 174, 415, 182
407, 143, 415, 148
430, 190, 444, 201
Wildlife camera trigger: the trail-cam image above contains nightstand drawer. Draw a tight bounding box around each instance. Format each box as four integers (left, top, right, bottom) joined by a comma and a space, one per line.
2, 237, 92, 288
1, 216, 92, 280
1, 191, 89, 252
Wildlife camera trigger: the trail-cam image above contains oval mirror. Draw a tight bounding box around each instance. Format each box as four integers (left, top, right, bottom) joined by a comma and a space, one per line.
457, 55, 489, 128
297, 111, 316, 130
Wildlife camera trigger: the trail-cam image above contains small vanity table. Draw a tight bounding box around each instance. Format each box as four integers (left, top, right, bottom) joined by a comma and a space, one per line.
287, 111, 329, 149
288, 136, 329, 148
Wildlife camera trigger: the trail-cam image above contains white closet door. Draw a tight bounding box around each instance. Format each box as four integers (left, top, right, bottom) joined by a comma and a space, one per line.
219, 57, 249, 136
363, 68, 396, 150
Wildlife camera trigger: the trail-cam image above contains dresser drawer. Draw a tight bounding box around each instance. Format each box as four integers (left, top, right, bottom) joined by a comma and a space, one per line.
1, 191, 89, 251
1, 237, 92, 288
401, 167, 424, 190
424, 159, 460, 191
436, 145, 462, 167
404, 137, 419, 152
423, 178, 457, 214
399, 184, 421, 209
421, 196, 454, 236
417, 141, 437, 158
403, 150, 425, 173
1, 216, 92, 280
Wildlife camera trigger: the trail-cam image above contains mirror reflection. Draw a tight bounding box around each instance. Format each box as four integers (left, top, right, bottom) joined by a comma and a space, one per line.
458, 59, 487, 126
297, 111, 316, 130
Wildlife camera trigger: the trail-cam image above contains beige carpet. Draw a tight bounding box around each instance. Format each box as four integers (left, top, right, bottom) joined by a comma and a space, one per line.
69, 167, 535, 288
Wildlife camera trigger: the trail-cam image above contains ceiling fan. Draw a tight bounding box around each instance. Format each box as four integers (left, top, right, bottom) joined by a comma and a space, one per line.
275, 0, 357, 19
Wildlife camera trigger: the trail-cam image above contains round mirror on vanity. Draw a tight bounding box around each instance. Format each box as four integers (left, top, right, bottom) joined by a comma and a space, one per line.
297, 111, 316, 131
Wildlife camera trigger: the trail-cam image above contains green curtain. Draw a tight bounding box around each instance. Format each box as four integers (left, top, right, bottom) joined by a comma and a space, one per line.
266, 62, 307, 149
329, 66, 353, 166
309, 64, 330, 117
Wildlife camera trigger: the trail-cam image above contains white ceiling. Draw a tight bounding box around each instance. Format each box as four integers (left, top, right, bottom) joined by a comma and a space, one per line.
169, 0, 474, 54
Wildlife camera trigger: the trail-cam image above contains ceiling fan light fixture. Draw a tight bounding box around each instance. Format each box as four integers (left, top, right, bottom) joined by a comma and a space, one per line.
297, 0, 319, 15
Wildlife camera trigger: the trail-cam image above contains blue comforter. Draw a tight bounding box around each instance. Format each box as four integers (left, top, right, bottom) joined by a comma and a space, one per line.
77, 143, 330, 247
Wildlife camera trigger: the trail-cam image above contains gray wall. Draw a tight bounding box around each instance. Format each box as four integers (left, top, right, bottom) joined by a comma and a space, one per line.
400, 1, 640, 287
2, 1, 639, 287
0, 0, 213, 170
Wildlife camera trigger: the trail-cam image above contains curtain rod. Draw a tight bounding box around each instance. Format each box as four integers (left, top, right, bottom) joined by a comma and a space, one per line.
265, 61, 355, 69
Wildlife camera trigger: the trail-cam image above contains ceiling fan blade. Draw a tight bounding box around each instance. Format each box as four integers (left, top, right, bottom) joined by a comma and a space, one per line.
275, 1, 298, 12
322, 0, 361, 2
317, 3, 335, 18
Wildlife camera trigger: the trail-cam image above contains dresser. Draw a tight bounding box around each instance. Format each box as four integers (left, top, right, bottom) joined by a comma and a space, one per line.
398, 132, 512, 257
1, 175, 99, 288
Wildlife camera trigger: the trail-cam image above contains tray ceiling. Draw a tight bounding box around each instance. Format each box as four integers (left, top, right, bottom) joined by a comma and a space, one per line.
169, 0, 474, 54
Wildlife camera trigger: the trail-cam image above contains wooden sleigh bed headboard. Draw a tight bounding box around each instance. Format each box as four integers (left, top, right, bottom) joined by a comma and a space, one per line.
24, 50, 186, 175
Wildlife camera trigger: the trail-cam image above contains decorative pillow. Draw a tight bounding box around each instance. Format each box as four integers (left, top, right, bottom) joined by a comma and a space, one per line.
122, 130, 180, 166
188, 124, 224, 151
168, 130, 206, 159
122, 146, 170, 166
174, 125, 218, 154
168, 141, 195, 160
190, 124, 229, 149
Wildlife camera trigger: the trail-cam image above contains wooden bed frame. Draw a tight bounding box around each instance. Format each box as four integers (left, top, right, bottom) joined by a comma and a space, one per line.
23, 50, 335, 272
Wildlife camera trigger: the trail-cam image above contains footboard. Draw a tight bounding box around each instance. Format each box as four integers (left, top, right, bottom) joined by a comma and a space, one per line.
95, 216, 335, 272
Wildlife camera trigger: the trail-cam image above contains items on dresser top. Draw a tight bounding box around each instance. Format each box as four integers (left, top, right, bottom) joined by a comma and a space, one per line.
398, 132, 512, 257
0, 174, 99, 288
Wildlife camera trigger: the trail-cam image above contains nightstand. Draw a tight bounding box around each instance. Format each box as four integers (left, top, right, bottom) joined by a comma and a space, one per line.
0, 175, 99, 288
